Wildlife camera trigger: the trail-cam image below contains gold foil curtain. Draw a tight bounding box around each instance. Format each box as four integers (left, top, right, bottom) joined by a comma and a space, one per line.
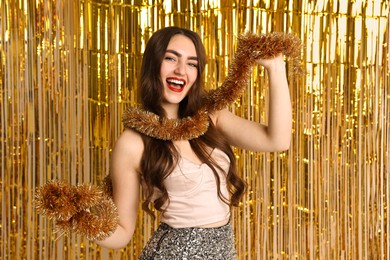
0, 0, 388, 259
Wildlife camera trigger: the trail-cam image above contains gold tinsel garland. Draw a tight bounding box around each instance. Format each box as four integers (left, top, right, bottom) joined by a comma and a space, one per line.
122, 106, 210, 140
35, 180, 119, 241
122, 32, 302, 140
35, 32, 302, 241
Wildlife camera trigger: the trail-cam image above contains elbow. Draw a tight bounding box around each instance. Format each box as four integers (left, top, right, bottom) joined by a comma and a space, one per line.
100, 242, 130, 250
95, 227, 135, 249
97, 236, 133, 250
277, 141, 291, 151
262, 127, 292, 152
273, 136, 292, 152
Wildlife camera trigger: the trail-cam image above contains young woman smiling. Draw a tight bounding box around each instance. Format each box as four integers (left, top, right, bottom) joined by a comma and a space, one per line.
95, 26, 292, 259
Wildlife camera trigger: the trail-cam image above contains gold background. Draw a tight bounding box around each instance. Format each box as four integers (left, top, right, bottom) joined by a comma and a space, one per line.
1, 0, 389, 259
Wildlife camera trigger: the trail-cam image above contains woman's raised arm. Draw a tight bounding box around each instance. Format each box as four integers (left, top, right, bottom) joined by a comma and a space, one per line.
213, 53, 292, 152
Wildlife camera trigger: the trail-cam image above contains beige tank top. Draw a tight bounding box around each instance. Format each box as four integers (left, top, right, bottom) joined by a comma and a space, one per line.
160, 148, 231, 228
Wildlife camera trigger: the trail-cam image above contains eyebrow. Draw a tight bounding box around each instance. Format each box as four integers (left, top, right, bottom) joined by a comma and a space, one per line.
166, 49, 198, 61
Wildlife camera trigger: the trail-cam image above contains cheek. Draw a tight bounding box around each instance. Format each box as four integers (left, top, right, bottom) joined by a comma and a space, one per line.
160, 61, 172, 76
160, 65, 167, 77
186, 79, 198, 95
189, 70, 198, 84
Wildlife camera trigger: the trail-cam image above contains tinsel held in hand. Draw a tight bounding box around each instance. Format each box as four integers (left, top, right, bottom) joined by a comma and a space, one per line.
123, 32, 303, 141
35, 32, 303, 241
35, 177, 117, 241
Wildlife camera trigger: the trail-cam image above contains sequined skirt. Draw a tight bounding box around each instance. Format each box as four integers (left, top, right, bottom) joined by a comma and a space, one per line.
138, 221, 236, 260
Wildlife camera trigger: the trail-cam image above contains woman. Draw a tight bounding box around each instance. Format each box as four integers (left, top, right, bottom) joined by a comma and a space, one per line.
96, 26, 292, 259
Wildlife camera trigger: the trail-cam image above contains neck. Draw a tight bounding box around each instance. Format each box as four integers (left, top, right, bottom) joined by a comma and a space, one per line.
161, 102, 180, 119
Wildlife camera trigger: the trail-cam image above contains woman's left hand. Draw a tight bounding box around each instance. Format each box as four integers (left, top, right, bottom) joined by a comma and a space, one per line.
255, 53, 285, 71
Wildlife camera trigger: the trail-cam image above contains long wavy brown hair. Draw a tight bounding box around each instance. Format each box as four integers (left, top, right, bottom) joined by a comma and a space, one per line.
138, 26, 246, 218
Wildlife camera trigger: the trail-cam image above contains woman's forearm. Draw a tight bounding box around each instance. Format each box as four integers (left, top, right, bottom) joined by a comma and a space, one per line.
265, 58, 292, 150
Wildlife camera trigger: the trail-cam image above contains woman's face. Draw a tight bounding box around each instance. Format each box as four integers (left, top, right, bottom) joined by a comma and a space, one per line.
160, 34, 199, 106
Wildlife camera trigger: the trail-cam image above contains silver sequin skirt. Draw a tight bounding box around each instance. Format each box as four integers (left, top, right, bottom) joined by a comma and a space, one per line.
138, 221, 236, 260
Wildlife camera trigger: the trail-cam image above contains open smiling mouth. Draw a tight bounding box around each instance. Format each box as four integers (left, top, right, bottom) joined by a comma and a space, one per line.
166, 78, 186, 92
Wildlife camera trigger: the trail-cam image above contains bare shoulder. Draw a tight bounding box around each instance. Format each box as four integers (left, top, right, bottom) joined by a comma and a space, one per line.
111, 128, 144, 172
114, 128, 144, 152
208, 108, 224, 125
209, 108, 234, 126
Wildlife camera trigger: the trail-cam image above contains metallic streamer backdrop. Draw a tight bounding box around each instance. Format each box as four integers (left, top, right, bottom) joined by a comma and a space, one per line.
0, 0, 388, 259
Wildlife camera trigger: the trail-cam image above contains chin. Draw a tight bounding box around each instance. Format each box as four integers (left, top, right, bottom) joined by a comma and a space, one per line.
163, 92, 187, 105
163, 98, 184, 105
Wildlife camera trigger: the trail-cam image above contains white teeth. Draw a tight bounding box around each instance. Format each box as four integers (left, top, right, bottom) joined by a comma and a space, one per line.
167, 79, 185, 86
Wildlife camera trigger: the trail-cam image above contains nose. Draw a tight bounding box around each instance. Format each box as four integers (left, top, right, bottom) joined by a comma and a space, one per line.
174, 60, 185, 75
